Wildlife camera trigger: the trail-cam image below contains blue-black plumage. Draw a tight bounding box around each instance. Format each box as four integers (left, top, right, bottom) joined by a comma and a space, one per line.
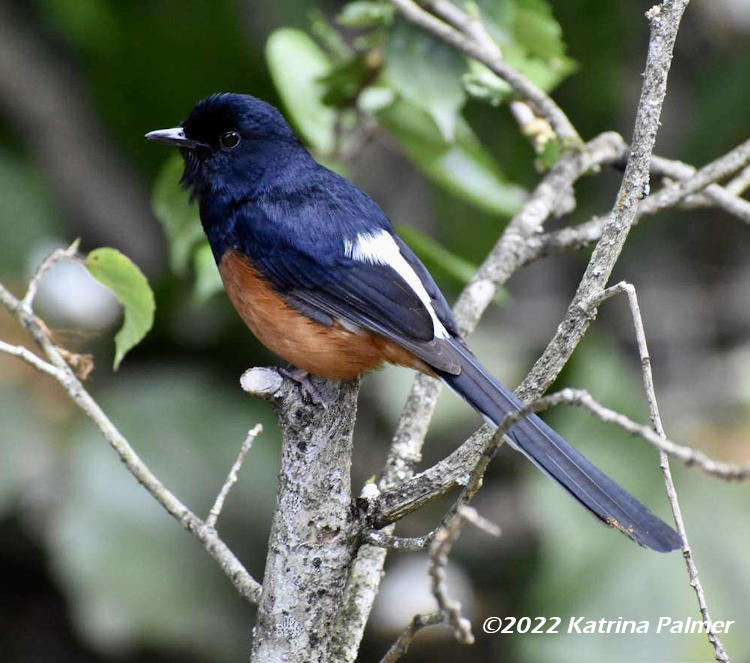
437, 341, 681, 552
146, 93, 680, 552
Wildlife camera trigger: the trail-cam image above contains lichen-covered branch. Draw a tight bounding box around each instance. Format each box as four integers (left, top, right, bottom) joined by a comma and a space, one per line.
244, 369, 362, 662
525, 139, 750, 263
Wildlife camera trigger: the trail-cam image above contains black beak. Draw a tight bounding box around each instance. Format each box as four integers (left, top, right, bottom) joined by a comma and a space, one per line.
145, 126, 207, 149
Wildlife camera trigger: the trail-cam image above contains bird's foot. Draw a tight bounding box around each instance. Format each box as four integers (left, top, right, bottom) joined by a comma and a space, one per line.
277, 367, 328, 408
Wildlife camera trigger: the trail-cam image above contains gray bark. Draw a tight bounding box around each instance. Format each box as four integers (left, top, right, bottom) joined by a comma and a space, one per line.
247, 370, 362, 662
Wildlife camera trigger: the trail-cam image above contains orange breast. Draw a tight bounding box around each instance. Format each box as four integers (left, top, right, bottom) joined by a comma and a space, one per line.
218, 250, 429, 380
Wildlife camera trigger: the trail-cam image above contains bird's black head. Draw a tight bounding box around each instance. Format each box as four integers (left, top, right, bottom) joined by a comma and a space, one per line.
146, 93, 305, 198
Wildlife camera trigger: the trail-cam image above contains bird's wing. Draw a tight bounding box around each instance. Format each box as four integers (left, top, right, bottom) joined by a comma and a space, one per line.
252, 228, 463, 374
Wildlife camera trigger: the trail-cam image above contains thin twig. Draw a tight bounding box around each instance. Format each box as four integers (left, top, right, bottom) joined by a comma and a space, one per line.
528, 140, 750, 263
364, 529, 437, 551
650, 155, 750, 223
426, 0, 554, 151
592, 281, 730, 662
372, 378, 750, 530
641, 139, 750, 216
725, 163, 750, 196
0, 279, 263, 604
21, 238, 81, 312
457, 504, 501, 538
389, 0, 581, 145
0, 340, 63, 379
379, 612, 444, 663
545, 389, 750, 480
429, 514, 474, 645
206, 424, 262, 529
545, 388, 750, 480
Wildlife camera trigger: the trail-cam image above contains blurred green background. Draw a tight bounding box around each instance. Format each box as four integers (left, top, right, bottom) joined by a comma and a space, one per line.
1, 1, 749, 661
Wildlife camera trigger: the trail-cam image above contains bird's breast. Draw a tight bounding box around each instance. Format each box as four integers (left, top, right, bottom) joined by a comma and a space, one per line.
218, 250, 429, 380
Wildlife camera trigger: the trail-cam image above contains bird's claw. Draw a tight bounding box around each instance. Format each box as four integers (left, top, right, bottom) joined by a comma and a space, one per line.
277, 367, 329, 408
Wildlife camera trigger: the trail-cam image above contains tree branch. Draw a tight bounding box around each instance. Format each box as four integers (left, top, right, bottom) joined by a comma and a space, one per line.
643, 139, 750, 215
364, 528, 437, 552
0, 339, 62, 379
206, 423, 262, 529
593, 281, 730, 662
526, 140, 750, 263
379, 612, 444, 663
725, 163, 750, 196
389, 0, 581, 145
517, 0, 691, 402
245, 369, 363, 661
424, 0, 555, 151
22, 239, 81, 312
428, 512, 473, 645
0, 276, 262, 604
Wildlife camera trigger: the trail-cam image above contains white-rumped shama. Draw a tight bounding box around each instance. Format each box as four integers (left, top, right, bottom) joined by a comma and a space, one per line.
147, 93, 680, 552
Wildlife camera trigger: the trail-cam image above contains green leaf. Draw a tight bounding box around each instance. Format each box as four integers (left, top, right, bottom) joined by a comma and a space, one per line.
357, 86, 396, 114
462, 60, 512, 106
310, 9, 352, 61
377, 98, 526, 216
152, 154, 203, 275
192, 241, 223, 303
397, 225, 507, 304
473, 0, 576, 94
319, 55, 377, 108
514, 0, 567, 60
385, 19, 467, 141
336, 1, 393, 29
265, 28, 337, 154
86, 248, 155, 370
502, 42, 576, 93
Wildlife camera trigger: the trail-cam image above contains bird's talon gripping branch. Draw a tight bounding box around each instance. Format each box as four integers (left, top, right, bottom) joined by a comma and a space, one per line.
278, 366, 329, 408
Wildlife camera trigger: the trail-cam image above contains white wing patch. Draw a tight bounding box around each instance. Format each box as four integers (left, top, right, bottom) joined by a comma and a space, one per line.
343, 230, 449, 339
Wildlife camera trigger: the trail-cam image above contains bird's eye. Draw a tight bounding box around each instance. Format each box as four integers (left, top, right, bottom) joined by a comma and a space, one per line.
220, 131, 241, 149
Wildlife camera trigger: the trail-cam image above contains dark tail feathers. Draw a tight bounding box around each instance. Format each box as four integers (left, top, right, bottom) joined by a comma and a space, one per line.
437, 341, 681, 552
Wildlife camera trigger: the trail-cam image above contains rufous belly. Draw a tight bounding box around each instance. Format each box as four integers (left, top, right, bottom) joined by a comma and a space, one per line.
218, 250, 429, 380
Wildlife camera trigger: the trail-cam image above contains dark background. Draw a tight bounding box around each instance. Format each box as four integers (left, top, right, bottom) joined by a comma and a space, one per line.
1, 1, 749, 661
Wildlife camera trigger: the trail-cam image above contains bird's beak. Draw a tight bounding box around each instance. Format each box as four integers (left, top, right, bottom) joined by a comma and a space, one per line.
145, 126, 207, 149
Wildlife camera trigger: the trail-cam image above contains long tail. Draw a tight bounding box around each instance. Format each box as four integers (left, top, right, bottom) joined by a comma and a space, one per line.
437, 341, 681, 552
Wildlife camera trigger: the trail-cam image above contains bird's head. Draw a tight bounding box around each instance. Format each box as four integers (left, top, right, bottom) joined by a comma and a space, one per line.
146, 93, 304, 197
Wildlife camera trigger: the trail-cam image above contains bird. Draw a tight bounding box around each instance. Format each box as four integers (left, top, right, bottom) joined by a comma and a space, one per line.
146, 93, 681, 553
